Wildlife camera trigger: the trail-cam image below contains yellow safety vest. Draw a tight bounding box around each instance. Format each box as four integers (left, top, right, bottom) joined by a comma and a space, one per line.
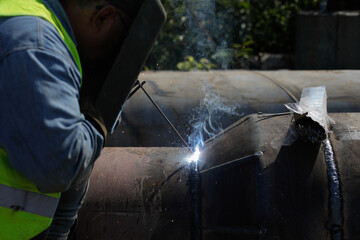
0, 0, 82, 239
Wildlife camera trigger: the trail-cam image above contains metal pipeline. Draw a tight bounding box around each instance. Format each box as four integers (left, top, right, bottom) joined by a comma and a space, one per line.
76, 112, 360, 239
106, 70, 360, 147
76, 148, 193, 239
76, 70, 360, 239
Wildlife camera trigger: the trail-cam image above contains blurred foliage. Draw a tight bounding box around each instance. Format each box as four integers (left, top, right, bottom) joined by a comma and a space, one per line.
177, 56, 218, 71
145, 0, 321, 70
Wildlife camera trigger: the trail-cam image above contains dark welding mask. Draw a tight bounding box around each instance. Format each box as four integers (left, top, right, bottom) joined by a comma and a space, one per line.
94, 0, 166, 133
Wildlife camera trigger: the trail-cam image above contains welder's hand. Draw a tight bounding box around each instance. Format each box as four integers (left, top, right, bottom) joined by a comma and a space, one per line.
80, 97, 107, 142
86, 115, 107, 140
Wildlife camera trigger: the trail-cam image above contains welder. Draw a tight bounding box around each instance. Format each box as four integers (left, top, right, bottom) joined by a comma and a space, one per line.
0, 0, 141, 239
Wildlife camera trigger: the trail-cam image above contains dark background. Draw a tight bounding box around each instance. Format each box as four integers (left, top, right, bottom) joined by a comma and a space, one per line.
145, 0, 360, 71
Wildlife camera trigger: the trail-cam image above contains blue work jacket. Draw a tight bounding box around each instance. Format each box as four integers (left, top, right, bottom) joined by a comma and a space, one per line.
0, 0, 103, 193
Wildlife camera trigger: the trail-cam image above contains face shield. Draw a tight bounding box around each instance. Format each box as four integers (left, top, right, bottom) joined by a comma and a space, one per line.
94, 0, 166, 133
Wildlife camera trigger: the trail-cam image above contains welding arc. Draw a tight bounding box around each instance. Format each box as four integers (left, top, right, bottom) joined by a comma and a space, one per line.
136, 80, 192, 151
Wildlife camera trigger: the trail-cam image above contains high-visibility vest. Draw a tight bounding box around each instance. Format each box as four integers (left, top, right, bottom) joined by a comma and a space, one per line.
0, 0, 82, 239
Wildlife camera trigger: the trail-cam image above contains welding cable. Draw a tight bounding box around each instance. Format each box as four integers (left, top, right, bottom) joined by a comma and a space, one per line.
323, 139, 344, 240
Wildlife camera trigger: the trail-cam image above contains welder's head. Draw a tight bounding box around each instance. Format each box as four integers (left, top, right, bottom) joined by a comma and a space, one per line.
61, 0, 142, 73
60, 0, 143, 116
77, 0, 142, 20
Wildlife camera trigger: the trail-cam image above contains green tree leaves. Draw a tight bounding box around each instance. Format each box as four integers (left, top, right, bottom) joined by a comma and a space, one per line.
145, 0, 320, 70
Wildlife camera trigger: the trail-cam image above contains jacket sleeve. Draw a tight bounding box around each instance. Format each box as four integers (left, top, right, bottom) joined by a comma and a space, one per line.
0, 46, 104, 193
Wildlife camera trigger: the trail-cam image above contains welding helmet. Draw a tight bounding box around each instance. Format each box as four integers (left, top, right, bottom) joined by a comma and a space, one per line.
111, 0, 142, 19
93, 0, 166, 133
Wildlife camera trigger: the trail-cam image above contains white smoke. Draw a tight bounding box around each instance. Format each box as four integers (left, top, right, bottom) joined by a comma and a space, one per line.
173, 0, 235, 69
188, 80, 242, 151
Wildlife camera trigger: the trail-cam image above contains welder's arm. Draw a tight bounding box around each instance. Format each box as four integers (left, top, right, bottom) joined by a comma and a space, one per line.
85, 115, 107, 141
0, 47, 104, 193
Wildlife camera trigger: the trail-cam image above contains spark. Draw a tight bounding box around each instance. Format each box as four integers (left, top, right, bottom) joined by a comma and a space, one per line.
186, 146, 201, 164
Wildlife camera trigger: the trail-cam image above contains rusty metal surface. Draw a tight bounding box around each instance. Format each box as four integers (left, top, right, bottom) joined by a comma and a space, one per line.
76, 147, 192, 240
77, 113, 360, 239
107, 70, 360, 147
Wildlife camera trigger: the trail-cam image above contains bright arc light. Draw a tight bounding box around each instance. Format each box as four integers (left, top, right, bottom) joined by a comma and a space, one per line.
186, 147, 201, 163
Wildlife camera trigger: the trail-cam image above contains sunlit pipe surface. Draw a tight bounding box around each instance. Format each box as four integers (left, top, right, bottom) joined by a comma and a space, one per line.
77, 112, 360, 240
107, 70, 360, 147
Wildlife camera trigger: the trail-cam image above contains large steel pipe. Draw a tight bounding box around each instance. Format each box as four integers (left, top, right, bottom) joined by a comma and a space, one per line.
76, 148, 193, 240
107, 70, 360, 147
200, 112, 360, 240
77, 113, 360, 239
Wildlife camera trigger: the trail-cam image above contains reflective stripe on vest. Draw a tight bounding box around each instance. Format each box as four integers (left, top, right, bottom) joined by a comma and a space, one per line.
0, 149, 61, 240
0, 184, 59, 218
0, 0, 83, 84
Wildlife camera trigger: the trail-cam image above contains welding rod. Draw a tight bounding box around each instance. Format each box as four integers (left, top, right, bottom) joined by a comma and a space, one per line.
137, 81, 192, 151
128, 81, 146, 100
